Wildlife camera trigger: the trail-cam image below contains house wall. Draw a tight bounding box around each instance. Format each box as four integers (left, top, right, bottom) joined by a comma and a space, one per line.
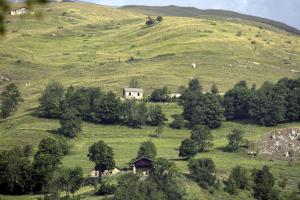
124, 91, 143, 100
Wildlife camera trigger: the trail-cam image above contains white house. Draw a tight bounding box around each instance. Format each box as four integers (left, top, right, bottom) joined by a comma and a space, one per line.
90, 167, 121, 178
123, 88, 143, 100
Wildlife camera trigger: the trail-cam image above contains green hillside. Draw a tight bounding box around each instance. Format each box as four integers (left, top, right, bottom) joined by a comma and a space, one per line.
0, 2, 300, 200
121, 5, 300, 35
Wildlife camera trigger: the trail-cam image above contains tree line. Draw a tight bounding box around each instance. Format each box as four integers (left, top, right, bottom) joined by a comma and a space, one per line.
0, 137, 83, 197
39, 81, 167, 138
169, 77, 300, 130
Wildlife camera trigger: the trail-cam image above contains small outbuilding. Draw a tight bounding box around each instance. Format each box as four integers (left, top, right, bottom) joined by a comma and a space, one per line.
9, 7, 34, 15
90, 167, 121, 178
131, 157, 153, 176
123, 88, 143, 100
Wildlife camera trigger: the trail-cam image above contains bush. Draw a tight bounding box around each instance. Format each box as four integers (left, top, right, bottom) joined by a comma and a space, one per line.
226, 129, 244, 152
170, 115, 185, 129
146, 17, 155, 26
224, 178, 238, 195
58, 109, 82, 138
188, 158, 216, 189
148, 105, 167, 126
96, 182, 117, 196
156, 16, 163, 22
236, 31, 242, 36
228, 166, 250, 190
57, 137, 71, 155
179, 138, 197, 159
0, 83, 22, 118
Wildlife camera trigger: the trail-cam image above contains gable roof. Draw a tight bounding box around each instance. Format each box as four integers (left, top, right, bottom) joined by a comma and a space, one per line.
132, 156, 153, 164
123, 88, 143, 93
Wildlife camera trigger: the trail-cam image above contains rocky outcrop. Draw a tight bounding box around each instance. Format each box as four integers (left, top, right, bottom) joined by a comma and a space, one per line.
258, 128, 300, 159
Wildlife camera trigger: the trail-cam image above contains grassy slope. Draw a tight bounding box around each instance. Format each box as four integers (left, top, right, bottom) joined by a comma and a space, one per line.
0, 2, 300, 200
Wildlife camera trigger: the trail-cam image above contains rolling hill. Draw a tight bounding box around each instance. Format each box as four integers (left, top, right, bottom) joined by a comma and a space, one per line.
121, 5, 300, 35
0, 2, 300, 200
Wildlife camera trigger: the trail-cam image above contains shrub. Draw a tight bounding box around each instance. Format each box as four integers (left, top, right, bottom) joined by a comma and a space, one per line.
96, 182, 117, 196
224, 177, 238, 195
58, 109, 82, 138
190, 125, 213, 152
146, 16, 156, 26
253, 166, 278, 200
57, 137, 71, 155
170, 115, 185, 129
236, 31, 242, 37
179, 139, 197, 159
156, 16, 163, 22
228, 166, 250, 190
137, 141, 157, 160
0, 83, 22, 118
188, 158, 216, 189
226, 129, 245, 152
148, 105, 167, 126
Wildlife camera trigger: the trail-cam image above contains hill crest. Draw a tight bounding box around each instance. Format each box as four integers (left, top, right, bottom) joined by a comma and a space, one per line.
121, 5, 300, 35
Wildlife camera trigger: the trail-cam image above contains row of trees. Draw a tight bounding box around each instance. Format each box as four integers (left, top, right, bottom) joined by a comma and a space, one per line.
0, 83, 22, 118
170, 77, 300, 130
0, 138, 83, 197
39, 82, 167, 138
224, 78, 300, 126
179, 127, 248, 160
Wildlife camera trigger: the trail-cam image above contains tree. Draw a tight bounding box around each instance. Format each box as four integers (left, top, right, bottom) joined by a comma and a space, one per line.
53, 167, 83, 198
120, 101, 148, 128
226, 129, 244, 152
149, 158, 186, 200
188, 158, 216, 189
148, 105, 167, 126
87, 141, 115, 173
32, 138, 63, 192
227, 166, 250, 192
0, 83, 22, 118
93, 91, 121, 124
223, 80, 252, 120
190, 125, 213, 152
182, 79, 223, 128
0, 148, 33, 195
156, 16, 163, 22
170, 114, 185, 129
62, 86, 102, 120
224, 177, 238, 195
249, 81, 286, 126
253, 166, 278, 200
114, 173, 164, 200
114, 159, 185, 200
149, 87, 170, 102
39, 81, 64, 118
58, 109, 82, 138
179, 139, 197, 159
129, 78, 139, 88
137, 141, 157, 160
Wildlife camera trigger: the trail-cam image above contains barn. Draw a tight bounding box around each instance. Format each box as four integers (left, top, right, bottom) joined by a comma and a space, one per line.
132, 157, 153, 176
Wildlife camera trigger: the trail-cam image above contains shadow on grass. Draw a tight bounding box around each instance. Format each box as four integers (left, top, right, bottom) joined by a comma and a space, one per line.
47, 129, 59, 135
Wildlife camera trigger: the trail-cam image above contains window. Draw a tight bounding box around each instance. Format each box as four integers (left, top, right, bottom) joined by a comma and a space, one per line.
129, 92, 131, 96
137, 92, 140, 96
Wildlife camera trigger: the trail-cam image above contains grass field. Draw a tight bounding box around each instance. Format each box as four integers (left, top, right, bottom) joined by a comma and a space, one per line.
0, 2, 300, 200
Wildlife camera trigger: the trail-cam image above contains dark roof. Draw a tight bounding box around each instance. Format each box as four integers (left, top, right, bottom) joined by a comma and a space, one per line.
132, 156, 153, 164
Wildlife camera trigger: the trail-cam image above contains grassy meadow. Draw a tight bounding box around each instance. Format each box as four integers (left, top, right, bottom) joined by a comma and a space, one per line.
0, 2, 300, 200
